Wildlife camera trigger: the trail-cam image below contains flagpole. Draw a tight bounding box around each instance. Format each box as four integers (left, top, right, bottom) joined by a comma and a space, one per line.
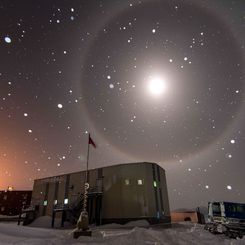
86, 133, 90, 183
74, 133, 92, 238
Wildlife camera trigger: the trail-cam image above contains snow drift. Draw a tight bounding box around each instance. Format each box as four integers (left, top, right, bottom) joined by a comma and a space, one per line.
0, 221, 244, 244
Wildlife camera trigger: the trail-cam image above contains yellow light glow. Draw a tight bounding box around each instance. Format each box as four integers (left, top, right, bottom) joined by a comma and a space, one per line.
7, 186, 14, 191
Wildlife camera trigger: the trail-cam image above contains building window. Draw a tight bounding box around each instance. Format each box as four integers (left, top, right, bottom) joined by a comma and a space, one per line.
137, 179, 143, 185
3, 195, 7, 200
153, 181, 157, 188
43, 200, 48, 206
64, 198, 69, 205
54, 200, 58, 205
1, 207, 5, 212
124, 179, 130, 185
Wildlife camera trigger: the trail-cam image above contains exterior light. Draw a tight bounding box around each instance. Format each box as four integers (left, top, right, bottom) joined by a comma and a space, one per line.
153, 181, 157, 188
7, 186, 14, 191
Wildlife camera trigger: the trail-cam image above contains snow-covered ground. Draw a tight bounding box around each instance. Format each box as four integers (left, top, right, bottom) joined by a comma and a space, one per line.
0, 219, 245, 245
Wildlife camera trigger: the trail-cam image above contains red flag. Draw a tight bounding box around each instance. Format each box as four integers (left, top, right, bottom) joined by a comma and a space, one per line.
88, 134, 96, 148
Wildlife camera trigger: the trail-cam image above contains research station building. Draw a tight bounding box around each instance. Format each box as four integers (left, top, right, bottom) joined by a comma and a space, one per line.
31, 162, 170, 225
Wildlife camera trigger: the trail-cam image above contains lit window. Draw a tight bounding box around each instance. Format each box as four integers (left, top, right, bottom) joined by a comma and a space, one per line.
64, 198, 69, 204
1, 207, 5, 211
3, 195, 7, 200
153, 181, 157, 188
137, 179, 143, 185
43, 200, 48, 206
125, 179, 130, 185
54, 200, 58, 205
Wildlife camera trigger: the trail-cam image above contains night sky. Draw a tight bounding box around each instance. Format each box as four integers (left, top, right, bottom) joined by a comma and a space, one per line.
0, 0, 244, 210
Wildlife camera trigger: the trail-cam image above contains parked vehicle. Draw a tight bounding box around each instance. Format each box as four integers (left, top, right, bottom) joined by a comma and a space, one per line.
205, 201, 245, 239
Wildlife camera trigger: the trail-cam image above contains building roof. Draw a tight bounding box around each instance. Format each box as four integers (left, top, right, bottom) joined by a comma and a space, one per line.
34, 161, 164, 181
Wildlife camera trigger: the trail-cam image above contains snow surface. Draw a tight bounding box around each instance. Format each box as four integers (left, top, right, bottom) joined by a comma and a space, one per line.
0, 221, 244, 244
0, 215, 19, 218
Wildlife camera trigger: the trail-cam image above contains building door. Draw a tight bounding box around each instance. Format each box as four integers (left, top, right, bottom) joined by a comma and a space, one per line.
87, 194, 102, 225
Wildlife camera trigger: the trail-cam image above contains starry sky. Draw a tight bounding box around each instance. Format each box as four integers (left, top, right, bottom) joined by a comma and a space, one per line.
0, 0, 244, 210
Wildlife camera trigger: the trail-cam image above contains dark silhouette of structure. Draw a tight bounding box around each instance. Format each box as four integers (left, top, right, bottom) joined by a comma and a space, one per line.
0, 190, 32, 216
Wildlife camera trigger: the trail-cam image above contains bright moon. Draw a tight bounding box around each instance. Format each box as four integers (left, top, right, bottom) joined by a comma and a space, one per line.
148, 76, 166, 96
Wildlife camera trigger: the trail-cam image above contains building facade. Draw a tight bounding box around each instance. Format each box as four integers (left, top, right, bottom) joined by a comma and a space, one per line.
31, 162, 170, 225
0, 190, 32, 216
171, 211, 199, 223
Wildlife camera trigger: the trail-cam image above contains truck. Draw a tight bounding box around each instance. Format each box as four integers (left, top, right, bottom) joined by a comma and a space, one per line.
205, 201, 245, 239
